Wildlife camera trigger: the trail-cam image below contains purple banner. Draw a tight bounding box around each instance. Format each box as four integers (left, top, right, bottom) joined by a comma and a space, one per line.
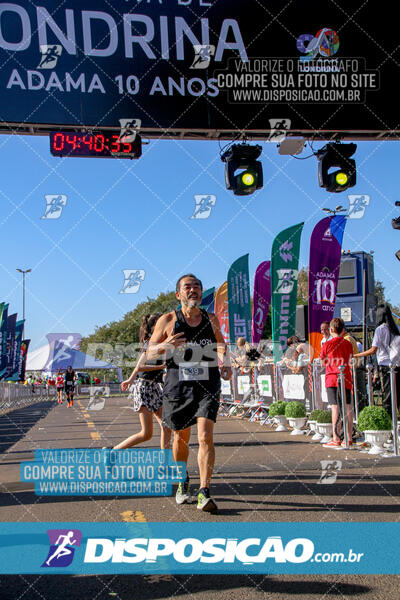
19, 340, 30, 382
252, 261, 271, 345
309, 216, 346, 358
3, 313, 17, 380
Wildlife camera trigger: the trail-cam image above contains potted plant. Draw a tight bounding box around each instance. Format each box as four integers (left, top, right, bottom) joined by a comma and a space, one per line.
357, 406, 392, 455
285, 401, 307, 435
308, 409, 322, 435
269, 401, 288, 431
316, 410, 333, 444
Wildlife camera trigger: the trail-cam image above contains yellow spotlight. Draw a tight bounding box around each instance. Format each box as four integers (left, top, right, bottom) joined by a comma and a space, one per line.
335, 171, 349, 186
241, 172, 255, 186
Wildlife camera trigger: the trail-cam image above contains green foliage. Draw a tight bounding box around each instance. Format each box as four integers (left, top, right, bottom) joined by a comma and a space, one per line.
358, 406, 392, 431
80, 291, 179, 379
269, 401, 287, 417
316, 410, 332, 424
285, 401, 306, 418
261, 306, 272, 339
374, 280, 386, 306
296, 267, 309, 305
309, 409, 323, 421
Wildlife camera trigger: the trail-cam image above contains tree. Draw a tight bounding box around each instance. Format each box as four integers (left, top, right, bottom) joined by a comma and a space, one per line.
297, 267, 309, 304
374, 280, 386, 306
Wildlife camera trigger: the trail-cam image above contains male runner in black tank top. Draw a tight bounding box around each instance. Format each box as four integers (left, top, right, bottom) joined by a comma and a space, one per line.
147, 274, 232, 513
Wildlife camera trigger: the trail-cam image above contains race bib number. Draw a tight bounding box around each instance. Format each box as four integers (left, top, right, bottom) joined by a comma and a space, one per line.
179, 362, 209, 381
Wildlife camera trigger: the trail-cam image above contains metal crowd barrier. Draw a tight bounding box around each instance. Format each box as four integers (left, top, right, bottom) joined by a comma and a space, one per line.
275, 364, 312, 412
219, 363, 276, 421
0, 382, 56, 413
219, 357, 400, 455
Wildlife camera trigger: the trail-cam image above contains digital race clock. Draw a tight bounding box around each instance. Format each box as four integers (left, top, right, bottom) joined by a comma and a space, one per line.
49, 131, 142, 159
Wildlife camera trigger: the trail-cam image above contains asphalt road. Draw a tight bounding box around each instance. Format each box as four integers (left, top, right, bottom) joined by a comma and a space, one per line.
0, 395, 399, 598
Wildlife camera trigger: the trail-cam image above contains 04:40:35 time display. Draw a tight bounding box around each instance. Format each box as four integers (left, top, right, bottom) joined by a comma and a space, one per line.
52, 132, 131, 154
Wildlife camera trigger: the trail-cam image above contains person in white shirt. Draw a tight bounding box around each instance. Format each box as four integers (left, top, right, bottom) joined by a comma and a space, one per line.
320, 321, 332, 347
355, 303, 400, 417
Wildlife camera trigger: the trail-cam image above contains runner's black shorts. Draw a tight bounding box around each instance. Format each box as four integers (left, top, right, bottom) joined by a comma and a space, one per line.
326, 387, 352, 405
65, 384, 75, 394
162, 385, 220, 431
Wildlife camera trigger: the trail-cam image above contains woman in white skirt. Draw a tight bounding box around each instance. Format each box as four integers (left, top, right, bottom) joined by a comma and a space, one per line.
116, 314, 171, 449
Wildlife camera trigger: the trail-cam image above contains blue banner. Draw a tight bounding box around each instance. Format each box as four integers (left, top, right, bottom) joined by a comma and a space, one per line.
0, 522, 398, 574
7, 319, 24, 381
0, 302, 9, 378
200, 287, 215, 313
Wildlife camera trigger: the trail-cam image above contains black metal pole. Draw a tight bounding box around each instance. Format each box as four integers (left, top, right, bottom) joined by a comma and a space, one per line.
363, 266, 367, 353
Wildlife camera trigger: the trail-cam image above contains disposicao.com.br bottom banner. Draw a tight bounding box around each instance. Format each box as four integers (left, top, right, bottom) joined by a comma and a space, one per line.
0, 522, 398, 574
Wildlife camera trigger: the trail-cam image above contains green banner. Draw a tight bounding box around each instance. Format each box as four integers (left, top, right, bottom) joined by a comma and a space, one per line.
271, 223, 304, 363
227, 254, 252, 345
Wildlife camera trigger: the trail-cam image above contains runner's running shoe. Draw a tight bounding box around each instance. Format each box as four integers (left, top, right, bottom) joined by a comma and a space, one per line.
175, 476, 191, 505
197, 488, 218, 513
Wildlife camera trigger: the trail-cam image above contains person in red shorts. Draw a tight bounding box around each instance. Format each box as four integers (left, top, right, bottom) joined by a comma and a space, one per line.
319, 317, 354, 448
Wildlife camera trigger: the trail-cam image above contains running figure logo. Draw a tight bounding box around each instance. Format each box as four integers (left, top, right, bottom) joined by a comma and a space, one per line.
42, 529, 82, 567
317, 460, 342, 485
268, 119, 291, 143
275, 269, 298, 294
120, 270, 145, 294
87, 386, 110, 411
38, 45, 62, 69
191, 195, 216, 219
119, 119, 141, 143
41, 195, 67, 220
190, 44, 215, 69
347, 194, 370, 219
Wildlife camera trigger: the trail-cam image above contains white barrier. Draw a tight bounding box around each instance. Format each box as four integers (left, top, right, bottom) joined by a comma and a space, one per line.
0, 382, 56, 413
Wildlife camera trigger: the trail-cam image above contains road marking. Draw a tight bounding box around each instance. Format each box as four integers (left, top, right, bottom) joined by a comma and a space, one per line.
120, 510, 147, 522
83, 413, 90, 418
86, 422, 95, 428
90, 432, 101, 440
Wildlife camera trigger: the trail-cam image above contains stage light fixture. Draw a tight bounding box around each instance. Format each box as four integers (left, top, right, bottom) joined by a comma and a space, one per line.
317, 143, 357, 193
221, 143, 263, 196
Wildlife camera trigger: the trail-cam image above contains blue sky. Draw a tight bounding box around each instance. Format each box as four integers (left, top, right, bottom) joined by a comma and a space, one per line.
0, 134, 399, 350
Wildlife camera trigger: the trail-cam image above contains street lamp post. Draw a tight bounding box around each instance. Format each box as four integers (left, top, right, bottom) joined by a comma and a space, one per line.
16, 268, 31, 338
